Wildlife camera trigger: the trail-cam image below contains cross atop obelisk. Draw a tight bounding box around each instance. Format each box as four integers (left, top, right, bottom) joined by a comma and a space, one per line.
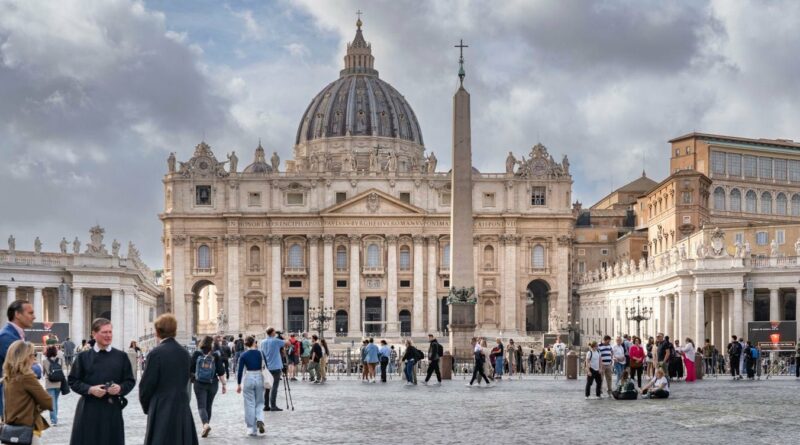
455, 39, 468, 85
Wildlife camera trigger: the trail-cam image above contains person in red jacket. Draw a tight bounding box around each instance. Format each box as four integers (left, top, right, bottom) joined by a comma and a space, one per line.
287, 333, 301, 381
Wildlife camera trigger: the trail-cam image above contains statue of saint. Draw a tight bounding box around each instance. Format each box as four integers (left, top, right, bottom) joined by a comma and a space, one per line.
270, 151, 280, 172
795, 238, 800, 257
309, 155, 318, 172
112, 239, 120, 257
770, 238, 779, 257
369, 149, 378, 172
167, 152, 176, 173
505, 152, 516, 174
34, 237, 42, 254
387, 152, 397, 172
562, 155, 570, 175
427, 152, 437, 173
743, 240, 751, 258
72, 237, 80, 254
227, 151, 238, 173
7, 235, 14, 252
60, 237, 68, 254
734, 240, 743, 258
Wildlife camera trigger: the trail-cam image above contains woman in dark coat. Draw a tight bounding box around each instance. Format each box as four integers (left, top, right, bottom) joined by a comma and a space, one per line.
139, 313, 198, 445
68, 318, 136, 445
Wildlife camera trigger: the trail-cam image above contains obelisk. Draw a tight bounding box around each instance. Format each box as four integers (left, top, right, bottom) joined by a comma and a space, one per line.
448, 40, 476, 359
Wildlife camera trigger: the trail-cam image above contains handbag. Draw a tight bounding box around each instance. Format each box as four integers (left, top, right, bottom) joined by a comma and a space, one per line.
260, 351, 273, 389
0, 424, 34, 445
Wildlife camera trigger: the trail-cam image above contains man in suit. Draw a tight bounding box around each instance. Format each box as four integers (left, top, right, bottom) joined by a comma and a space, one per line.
0, 299, 36, 420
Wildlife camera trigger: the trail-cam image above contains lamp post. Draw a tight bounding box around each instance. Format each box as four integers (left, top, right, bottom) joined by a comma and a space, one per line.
625, 296, 652, 338
308, 305, 335, 340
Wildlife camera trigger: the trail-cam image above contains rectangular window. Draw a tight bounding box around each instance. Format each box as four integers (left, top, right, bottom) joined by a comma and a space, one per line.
711, 151, 726, 175
288, 280, 303, 288
577, 248, 586, 256
440, 192, 451, 207
443, 279, 450, 288
335, 192, 347, 204
600, 261, 608, 269
743, 155, 757, 177
399, 192, 411, 204
399, 280, 411, 288
682, 191, 692, 204
399, 249, 411, 270
774, 158, 787, 181
287, 192, 304, 205
336, 280, 348, 288
248, 192, 261, 207
600, 248, 609, 256
759, 157, 773, 179
531, 187, 546, 206
776, 229, 785, 244
195, 185, 211, 205
735, 233, 744, 244
577, 261, 585, 274
483, 192, 496, 207
756, 231, 768, 245
727, 153, 742, 176
789, 160, 800, 182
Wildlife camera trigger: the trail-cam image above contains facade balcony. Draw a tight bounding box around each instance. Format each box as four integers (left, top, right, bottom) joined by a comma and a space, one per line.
438, 267, 450, 277
335, 266, 348, 273
247, 265, 262, 273
529, 266, 549, 274
192, 267, 215, 276
362, 266, 384, 277
283, 266, 307, 277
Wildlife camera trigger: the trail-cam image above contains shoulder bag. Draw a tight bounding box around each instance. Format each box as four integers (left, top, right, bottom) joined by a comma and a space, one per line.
0, 424, 33, 445
260, 351, 274, 389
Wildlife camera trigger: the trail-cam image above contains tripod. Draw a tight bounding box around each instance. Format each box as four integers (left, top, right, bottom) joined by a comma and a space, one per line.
282, 368, 295, 411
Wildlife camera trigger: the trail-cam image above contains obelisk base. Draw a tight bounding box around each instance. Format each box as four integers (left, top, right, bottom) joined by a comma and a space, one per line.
448, 303, 476, 360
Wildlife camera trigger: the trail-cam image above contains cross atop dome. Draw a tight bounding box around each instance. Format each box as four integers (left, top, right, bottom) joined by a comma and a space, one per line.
342, 11, 377, 76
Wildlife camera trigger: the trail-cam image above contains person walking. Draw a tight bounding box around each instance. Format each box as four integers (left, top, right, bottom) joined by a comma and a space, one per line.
319, 338, 330, 383
2, 340, 53, 445
553, 336, 566, 374
493, 338, 505, 380
378, 340, 391, 383
468, 337, 491, 387
359, 339, 369, 382
702, 339, 715, 374
480, 339, 494, 380
527, 349, 535, 375
232, 333, 245, 376
628, 337, 645, 387
743, 340, 757, 380
62, 337, 76, 370
612, 336, 626, 384
727, 335, 742, 380
236, 336, 266, 436
401, 339, 419, 385
300, 333, 312, 382
677, 337, 697, 382
389, 345, 398, 375
597, 335, 614, 396
364, 337, 380, 383
424, 334, 443, 385
41, 345, 67, 425
584, 341, 601, 399
507, 339, 516, 376
645, 336, 656, 378
68, 318, 136, 445
219, 339, 232, 381
544, 348, 555, 375
0, 299, 35, 420
190, 336, 227, 438
259, 328, 290, 412
139, 314, 198, 445
307, 335, 323, 384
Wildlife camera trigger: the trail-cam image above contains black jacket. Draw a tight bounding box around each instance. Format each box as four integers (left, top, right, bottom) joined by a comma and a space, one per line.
139, 337, 199, 445
428, 340, 443, 361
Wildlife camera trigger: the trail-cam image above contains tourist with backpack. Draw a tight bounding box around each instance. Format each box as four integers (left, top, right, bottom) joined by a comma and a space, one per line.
41, 345, 68, 425
743, 340, 757, 379
677, 337, 697, 382
219, 339, 232, 380
191, 335, 227, 438
424, 334, 443, 385
727, 335, 742, 380
545, 348, 556, 374
401, 339, 420, 385
287, 333, 301, 381
300, 332, 312, 381
233, 333, 245, 376
612, 370, 638, 400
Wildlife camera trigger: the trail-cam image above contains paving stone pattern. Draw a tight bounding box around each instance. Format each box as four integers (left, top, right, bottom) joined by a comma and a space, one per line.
40, 375, 799, 444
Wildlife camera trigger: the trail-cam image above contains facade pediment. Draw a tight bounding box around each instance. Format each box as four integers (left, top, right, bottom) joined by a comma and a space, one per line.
321, 189, 426, 216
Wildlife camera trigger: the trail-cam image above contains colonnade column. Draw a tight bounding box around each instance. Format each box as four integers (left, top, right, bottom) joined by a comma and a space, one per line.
270, 235, 283, 330
412, 235, 424, 336
732, 288, 743, 338
694, 289, 705, 344
769, 287, 780, 321
720, 291, 729, 345
796, 287, 800, 340
426, 236, 438, 334
663, 295, 673, 338
111, 288, 123, 349
322, 235, 334, 336
32, 287, 44, 323
171, 235, 188, 342
6, 285, 17, 307
71, 287, 84, 343
348, 235, 361, 335
308, 235, 320, 311
386, 235, 399, 336
124, 289, 136, 348
502, 235, 518, 336
225, 235, 241, 333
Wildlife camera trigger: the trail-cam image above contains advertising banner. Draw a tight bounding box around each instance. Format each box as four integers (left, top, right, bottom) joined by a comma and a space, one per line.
23, 322, 70, 346
747, 321, 797, 351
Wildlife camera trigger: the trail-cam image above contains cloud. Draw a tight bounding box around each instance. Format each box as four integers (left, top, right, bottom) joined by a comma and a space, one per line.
228, 8, 265, 42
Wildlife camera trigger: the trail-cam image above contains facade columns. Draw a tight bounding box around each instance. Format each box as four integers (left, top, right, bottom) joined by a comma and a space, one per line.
6, 285, 17, 307
308, 235, 320, 311
732, 287, 743, 337
720, 291, 729, 345
71, 287, 84, 342
769, 287, 780, 321
426, 236, 438, 333
694, 289, 705, 345
386, 236, 399, 335
663, 294, 673, 338
322, 235, 334, 318
348, 235, 361, 335
33, 287, 44, 322
270, 235, 283, 330
124, 289, 136, 348
111, 288, 123, 349
171, 235, 188, 342
412, 235, 424, 336
225, 235, 241, 333
502, 235, 518, 336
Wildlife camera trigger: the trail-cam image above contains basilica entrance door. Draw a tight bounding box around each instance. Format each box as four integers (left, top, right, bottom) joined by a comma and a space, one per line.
335, 310, 348, 336
399, 310, 411, 336
440, 297, 449, 333
526, 279, 549, 333
364, 297, 383, 335
286, 297, 306, 333
90, 296, 111, 322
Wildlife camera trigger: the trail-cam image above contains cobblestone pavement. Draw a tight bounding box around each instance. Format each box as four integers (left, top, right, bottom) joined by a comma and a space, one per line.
40, 374, 799, 444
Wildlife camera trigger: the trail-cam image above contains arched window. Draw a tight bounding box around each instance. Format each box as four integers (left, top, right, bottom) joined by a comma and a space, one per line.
442, 243, 450, 269
336, 245, 347, 270
745, 190, 757, 213
776, 193, 787, 215
760, 192, 772, 214
288, 244, 303, 268
483, 245, 494, 269
399, 246, 411, 271
366, 243, 380, 268
729, 189, 741, 212
713, 187, 726, 210
532, 244, 545, 269
249, 246, 261, 271
792, 194, 800, 216
197, 245, 211, 269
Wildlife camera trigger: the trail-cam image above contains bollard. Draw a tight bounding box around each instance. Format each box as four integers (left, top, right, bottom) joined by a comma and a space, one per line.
566, 350, 578, 379
346, 347, 351, 376
440, 352, 454, 380
695, 353, 704, 380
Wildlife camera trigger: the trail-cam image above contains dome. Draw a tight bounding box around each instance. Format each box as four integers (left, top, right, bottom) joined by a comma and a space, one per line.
243, 144, 273, 173
295, 20, 423, 147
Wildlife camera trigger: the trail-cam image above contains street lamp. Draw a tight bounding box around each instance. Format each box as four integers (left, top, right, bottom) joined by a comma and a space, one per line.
308, 305, 335, 340
625, 296, 652, 338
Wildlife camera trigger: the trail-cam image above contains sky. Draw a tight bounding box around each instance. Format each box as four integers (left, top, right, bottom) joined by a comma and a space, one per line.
2, 0, 800, 268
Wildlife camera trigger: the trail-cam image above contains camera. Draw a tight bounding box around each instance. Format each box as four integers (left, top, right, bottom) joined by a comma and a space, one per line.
104, 381, 114, 390
276, 331, 284, 339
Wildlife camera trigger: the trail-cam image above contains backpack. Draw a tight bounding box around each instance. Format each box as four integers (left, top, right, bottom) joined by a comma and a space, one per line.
728, 342, 740, 356
220, 345, 232, 360
437, 343, 444, 358
414, 348, 424, 361
750, 347, 760, 360
545, 351, 555, 362
234, 339, 244, 352
47, 358, 65, 383
195, 353, 216, 384
299, 340, 305, 355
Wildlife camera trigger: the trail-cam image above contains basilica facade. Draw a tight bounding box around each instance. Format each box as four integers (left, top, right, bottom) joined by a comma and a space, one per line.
161, 20, 574, 343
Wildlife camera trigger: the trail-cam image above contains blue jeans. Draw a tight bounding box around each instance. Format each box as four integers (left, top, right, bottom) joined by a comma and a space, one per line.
495, 357, 504, 376
242, 372, 264, 430
404, 359, 415, 383
614, 362, 625, 382
47, 388, 60, 424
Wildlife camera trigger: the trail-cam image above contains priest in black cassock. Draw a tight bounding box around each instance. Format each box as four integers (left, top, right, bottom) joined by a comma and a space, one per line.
139, 313, 198, 445
68, 318, 136, 445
